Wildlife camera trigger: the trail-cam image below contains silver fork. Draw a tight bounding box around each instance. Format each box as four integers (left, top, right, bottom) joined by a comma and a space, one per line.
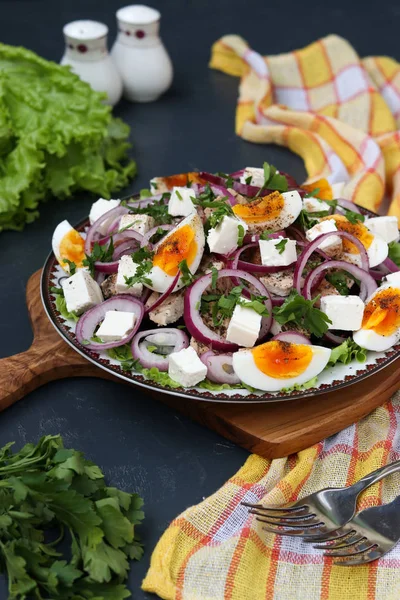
242, 459, 400, 539
307, 494, 400, 565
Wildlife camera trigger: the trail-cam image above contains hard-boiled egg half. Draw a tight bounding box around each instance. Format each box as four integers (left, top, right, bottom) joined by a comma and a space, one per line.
52, 220, 86, 273
232, 340, 331, 392
146, 213, 205, 293
353, 284, 400, 351
320, 214, 388, 268
232, 190, 302, 233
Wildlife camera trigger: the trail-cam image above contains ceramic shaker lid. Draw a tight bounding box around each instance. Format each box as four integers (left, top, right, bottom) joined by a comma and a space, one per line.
116, 5, 161, 25
63, 20, 108, 41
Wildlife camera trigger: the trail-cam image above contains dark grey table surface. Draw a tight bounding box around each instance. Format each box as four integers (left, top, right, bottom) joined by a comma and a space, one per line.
0, 0, 398, 597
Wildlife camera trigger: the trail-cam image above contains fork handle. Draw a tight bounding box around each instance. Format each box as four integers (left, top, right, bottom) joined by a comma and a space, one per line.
351, 459, 400, 494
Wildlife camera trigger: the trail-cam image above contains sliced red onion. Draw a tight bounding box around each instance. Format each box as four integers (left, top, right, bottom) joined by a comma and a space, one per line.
232, 242, 293, 274
382, 257, 399, 273
369, 269, 385, 281
99, 229, 143, 247
200, 351, 240, 385
201, 171, 300, 198
336, 198, 361, 213
229, 169, 245, 178
272, 331, 311, 344
293, 231, 369, 294
94, 231, 143, 272
125, 194, 163, 209
112, 240, 141, 261
94, 260, 119, 274
197, 183, 236, 205
286, 225, 305, 241
271, 296, 285, 307
184, 268, 272, 351
95, 271, 106, 286
75, 295, 144, 350
303, 260, 377, 302
131, 328, 189, 371
84, 206, 129, 255
141, 224, 174, 248
324, 331, 346, 345
145, 272, 180, 313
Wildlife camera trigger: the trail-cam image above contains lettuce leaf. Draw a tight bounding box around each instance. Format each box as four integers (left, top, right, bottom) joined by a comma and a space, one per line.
328, 338, 367, 366
0, 43, 136, 231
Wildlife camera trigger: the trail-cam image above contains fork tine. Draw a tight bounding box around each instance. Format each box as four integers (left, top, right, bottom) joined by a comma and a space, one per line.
324, 543, 377, 558
249, 509, 316, 522
321, 537, 368, 553
332, 548, 383, 566
313, 531, 359, 549
256, 516, 322, 529
260, 521, 325, 537
302, 527, 351, 544
241, 501, 307, 514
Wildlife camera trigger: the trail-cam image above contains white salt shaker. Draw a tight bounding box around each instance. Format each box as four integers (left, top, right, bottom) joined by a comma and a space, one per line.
61, 20, 123, 106
111, 5, 173, 103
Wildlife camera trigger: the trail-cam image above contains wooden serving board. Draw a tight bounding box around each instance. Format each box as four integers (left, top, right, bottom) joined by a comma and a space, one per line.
1, 269, 399, 459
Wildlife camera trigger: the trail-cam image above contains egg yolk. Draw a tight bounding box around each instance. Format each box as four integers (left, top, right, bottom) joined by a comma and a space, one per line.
59, 230, 85, 268
362, 288, 400, 336
232, 191, 284, 223
153, 224, 198, 276
157, 172, 207, 189
251, 341, 313, 379
302, 178, 333, 200
320, 214, 373, 254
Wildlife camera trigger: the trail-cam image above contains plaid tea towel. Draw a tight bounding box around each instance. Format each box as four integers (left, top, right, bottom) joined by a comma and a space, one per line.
143, 394, 400, 600
207, 34, 400, 219
142, 36, 400, 600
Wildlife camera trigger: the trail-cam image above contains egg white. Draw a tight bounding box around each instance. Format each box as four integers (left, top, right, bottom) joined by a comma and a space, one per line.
52, 220, 85, 273
234, 190, 303, 232
232, 344, 331, 392
353, 283, 400, 351
146, 213, 205, 293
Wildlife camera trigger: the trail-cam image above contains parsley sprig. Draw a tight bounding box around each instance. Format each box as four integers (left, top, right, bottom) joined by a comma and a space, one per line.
342, 208, 365, 224
83, 239, 114, 277
125, 196, 173, 225
201, 285, 269, 326
275, 239, 288, 254
125, 247, 154, 287
178, 259, 194, 286
62, 258, 77, 275
193, 184, 234, 229
255, 161, 288, 197
272, 290, 332, 337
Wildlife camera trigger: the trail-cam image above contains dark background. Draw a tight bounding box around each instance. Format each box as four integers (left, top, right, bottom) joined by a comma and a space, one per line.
0, 0, 398, 597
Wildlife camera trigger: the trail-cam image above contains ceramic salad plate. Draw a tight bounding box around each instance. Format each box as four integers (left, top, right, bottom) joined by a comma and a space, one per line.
41, 167, 400, 404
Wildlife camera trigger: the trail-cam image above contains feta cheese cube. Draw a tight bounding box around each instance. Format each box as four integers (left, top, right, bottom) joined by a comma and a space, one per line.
366, 216, 399, 244
384, 271, 400, 286
303, 197, 330, 213
226, 298, 262, 347
306, 220, 342, 255
89, 198, 120, 235
320, 295, 364, 331
119, 213, 155, 236
115, 255, 143, 297
207, 215, 248, 255
259, 237, 297, 267
168, 186, 196, 217
61, 270, 103, 315
239, 167, 265, 188
96, 310, 137, 342
168, 346, 207, 387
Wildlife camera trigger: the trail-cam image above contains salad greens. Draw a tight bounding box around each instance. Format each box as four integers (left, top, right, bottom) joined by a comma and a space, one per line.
388, 241, 400, 266
50, 287, 79, 322
0, 435, 144, 599
328, 338, 367, 366
272, 290, 332, 337
0, 43, 136, 231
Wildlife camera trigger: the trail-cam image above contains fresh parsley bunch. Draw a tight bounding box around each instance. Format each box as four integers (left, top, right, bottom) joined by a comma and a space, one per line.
0, 435, 144, 599
273, 290, 332, 337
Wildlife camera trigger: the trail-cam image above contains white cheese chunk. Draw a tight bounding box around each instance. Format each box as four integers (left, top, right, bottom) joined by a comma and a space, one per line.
89, 198, 120, 235
61, 270, 103, 316
119, 213, 155, 236
168, 186, 196, 217
320, 295, 364, 331
259, 237, 297, 267
306, 220, 342, 254
207, 215, 248, 255
226, 298, 262, 347
303, 197, 330, 213
365, 216, 399, 244
168, 346, 207, 387
96, 310, 137, 342
384, 272, 400, 286
115, 255, 143, 297
239, 167, 265, 187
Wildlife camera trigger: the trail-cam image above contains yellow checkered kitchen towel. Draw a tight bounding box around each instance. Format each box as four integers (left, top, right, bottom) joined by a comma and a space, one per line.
207, 34, 400, 218
142, 37, 400, 600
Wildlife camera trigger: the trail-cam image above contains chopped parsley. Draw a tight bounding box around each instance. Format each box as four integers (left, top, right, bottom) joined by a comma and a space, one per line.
175, 190, 183, 201
178, 259, 194, 286
342, 208, 365, 224
237, 224, 245, 247
125, 246, 154, 287
237, 296, 269, 316
195, 183, 216, 205
201, 286, 269, 326
388, 241, 400, 266
272, 290, 332, 337
83, 238, 114, 277
245, 176, 252, 185
304, 187, 321, 198
193, 185, 234, 229
325, 271, 355, 296
259, 229, 275, 240
216, 172, 234, 188
211, 266, 219, 290
140, 188, 152, 198
275, 238, 288, 254
62, 259, 76, 275
129, 196, 173, 225
255, 161, 288, 197
296, 210, 319, 231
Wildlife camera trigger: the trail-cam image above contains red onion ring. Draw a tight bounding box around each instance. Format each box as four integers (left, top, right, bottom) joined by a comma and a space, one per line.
303, 260, 377, 302
324, 331, 346, 345
184, 269, 272, 351
75, 295, 144, 350
98, 230, 143, 247
125, 194, 163, 209
293, 231, 369, 294
382, 257, 399, 273
131, 328, 189, 371
369, 269, 385, 281
85, 206, 129, 255
112, 240, 142, 261
336, 198, 361, 213
272, 331, 311, 344
145, 272, 180, 314
141, 224, 174, 248
95, 271, 106, 286
200, 351, 240, 385
229, 169, 245, 178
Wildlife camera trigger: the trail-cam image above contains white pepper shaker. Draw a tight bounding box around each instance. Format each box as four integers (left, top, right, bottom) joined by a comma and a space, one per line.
61, 20, 123, 106
111, 5, 173, 103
